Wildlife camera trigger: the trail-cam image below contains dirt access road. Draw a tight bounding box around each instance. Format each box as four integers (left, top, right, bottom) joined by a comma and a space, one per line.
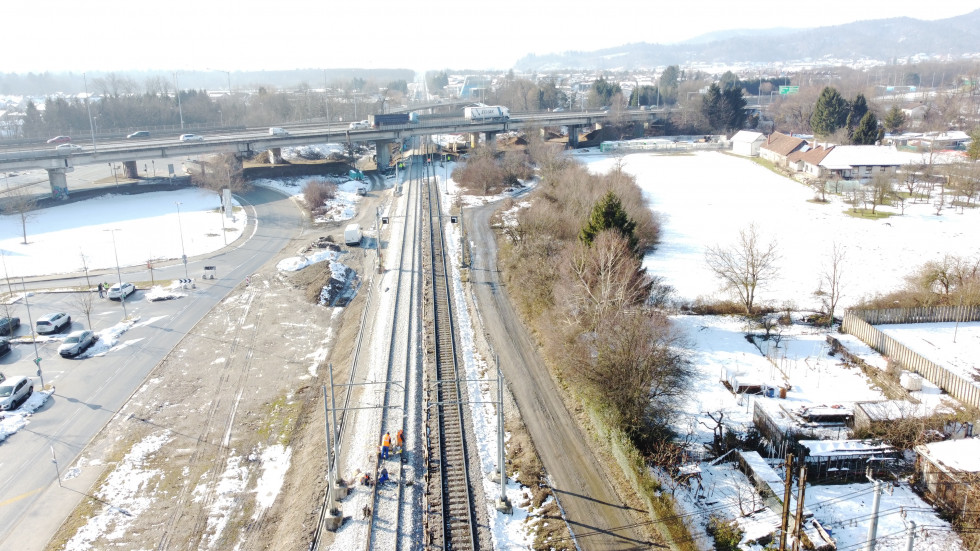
35, 183, 385, 551
466, 200, 659, 550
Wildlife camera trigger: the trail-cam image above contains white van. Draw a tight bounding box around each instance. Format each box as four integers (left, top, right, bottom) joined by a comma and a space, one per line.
269, 127, 289, 136
348, 121, 370, 130
344, 223, 362, 246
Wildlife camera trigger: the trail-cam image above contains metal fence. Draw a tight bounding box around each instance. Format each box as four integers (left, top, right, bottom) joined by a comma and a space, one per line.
840, 309, 980, 410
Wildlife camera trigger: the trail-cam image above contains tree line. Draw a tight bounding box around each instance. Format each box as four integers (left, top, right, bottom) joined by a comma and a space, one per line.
16, 79, 412, 139
496, 137, 690, 450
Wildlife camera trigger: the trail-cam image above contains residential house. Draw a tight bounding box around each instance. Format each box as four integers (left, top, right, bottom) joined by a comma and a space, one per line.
759, 132, 806, 166
915, 438, 980, 517
730, 130, 765, 157
818, 145, 906, 182
786, 143, 834, 178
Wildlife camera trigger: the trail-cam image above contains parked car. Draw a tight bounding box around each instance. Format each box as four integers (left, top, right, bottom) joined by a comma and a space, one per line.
179, 134, 204, 142
0, 376, 33, 411
126, 130, 150, 139
55, 143, 83, 153
0, 317, 19, 336
107, 282, 136, 300
36, 312, 71, 335
46, 136, 71, 144
59, 330, 97, 358
0, 337, 10, 358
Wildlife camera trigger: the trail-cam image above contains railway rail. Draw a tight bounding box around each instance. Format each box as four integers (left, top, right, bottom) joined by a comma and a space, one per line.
421, 146, 479, 551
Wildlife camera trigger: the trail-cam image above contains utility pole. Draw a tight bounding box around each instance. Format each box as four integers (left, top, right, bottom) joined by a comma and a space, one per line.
904, 520, 916, 551
864, 477, 883, 551
779, 454, 794, 551
792, 465, 808, 551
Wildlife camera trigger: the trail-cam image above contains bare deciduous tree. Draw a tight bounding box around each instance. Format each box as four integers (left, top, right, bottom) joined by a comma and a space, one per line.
68, 290, 97, 329
869, 173, 894, 214
1, 188, 39, 244
705, 223, 779, 314
814, 242, 845, 325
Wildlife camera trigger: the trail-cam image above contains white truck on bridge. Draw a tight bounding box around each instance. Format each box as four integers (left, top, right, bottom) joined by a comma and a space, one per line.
463, 106, 510, 121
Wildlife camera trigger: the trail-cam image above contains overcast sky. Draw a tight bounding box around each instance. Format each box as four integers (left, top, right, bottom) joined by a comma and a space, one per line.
9, 1, 977, 75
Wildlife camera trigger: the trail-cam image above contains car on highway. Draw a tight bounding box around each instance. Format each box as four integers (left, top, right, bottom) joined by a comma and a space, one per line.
348, 121, 370, 130
0, 317, 19, 336
179, 134, 204, 142
55, 143, 83, 153
0, 376, 33, 411
0, 337, 10, 358
36, 312, 71, 335
107, 282, 136, 300
58, 330, 97, 358
127, 130, 150, 139
46, 136, 71, 144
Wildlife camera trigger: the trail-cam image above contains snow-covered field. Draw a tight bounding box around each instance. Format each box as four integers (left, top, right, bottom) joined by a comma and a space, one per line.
581, 150, 980, 311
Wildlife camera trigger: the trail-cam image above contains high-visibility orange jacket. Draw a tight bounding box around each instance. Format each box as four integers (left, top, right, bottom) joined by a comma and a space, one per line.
382, 433, 391, 447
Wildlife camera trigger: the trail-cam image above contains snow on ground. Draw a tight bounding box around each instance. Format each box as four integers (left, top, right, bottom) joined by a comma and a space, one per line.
282, 143, 345, 161
64, 430, 172, 550
582, 150, 980, 311
806, 481, 965, 551
0, 387, 54, 442
877, 321, 980, 385
0, 187, 245, 278
252, 173, 364, 223
670, 315, 886, 445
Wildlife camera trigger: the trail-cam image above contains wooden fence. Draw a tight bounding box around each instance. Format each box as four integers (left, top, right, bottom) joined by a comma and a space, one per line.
841, 310, 980, 410
849, 305, 980, 325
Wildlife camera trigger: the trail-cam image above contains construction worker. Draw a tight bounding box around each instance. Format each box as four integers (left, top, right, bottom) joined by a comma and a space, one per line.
361, 472, 372, 487
396, 429, 404, 453
381, 432, 391, 460
378, 467, 389, 486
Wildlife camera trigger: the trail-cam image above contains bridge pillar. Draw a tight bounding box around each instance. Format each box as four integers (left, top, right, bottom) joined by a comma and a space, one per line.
123, 160, 139, 179
374, 139, 392, 169
268, 147, 283, 165
45, 168, 70, 199
568, 125, 580, 147
484, 131, 497, 149
469, 132, 480, 149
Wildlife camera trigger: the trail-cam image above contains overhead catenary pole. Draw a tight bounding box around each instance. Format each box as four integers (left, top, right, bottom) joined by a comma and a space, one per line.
904, 520, 915, 551
496, 356, 511, 512
322, 385, 337, 515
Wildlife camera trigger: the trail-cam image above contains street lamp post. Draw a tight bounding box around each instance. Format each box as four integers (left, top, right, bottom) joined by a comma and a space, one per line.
21, 277, 44, 389
173, 72, 185, 130
104, 229, 128, 319
175, 202, 189, 279
83, 73, 97, 152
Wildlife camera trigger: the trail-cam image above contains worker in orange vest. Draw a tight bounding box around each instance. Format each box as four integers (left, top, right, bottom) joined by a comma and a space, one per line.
381, 432, 391, 460
396, 429, 404, 453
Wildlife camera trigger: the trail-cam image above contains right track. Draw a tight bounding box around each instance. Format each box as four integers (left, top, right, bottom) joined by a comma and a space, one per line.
421, 155, 478, 551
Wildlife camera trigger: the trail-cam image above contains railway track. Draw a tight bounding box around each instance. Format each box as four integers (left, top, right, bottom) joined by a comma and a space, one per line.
421, 150, 478, 551
365, 143, 424, 550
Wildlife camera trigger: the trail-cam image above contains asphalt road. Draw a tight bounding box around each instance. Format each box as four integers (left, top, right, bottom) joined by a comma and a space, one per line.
0, 185, 304, 549
466, 201, 654, 551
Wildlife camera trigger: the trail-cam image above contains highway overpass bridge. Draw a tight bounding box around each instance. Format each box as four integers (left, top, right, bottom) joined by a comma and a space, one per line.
0, 109, 665, 197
